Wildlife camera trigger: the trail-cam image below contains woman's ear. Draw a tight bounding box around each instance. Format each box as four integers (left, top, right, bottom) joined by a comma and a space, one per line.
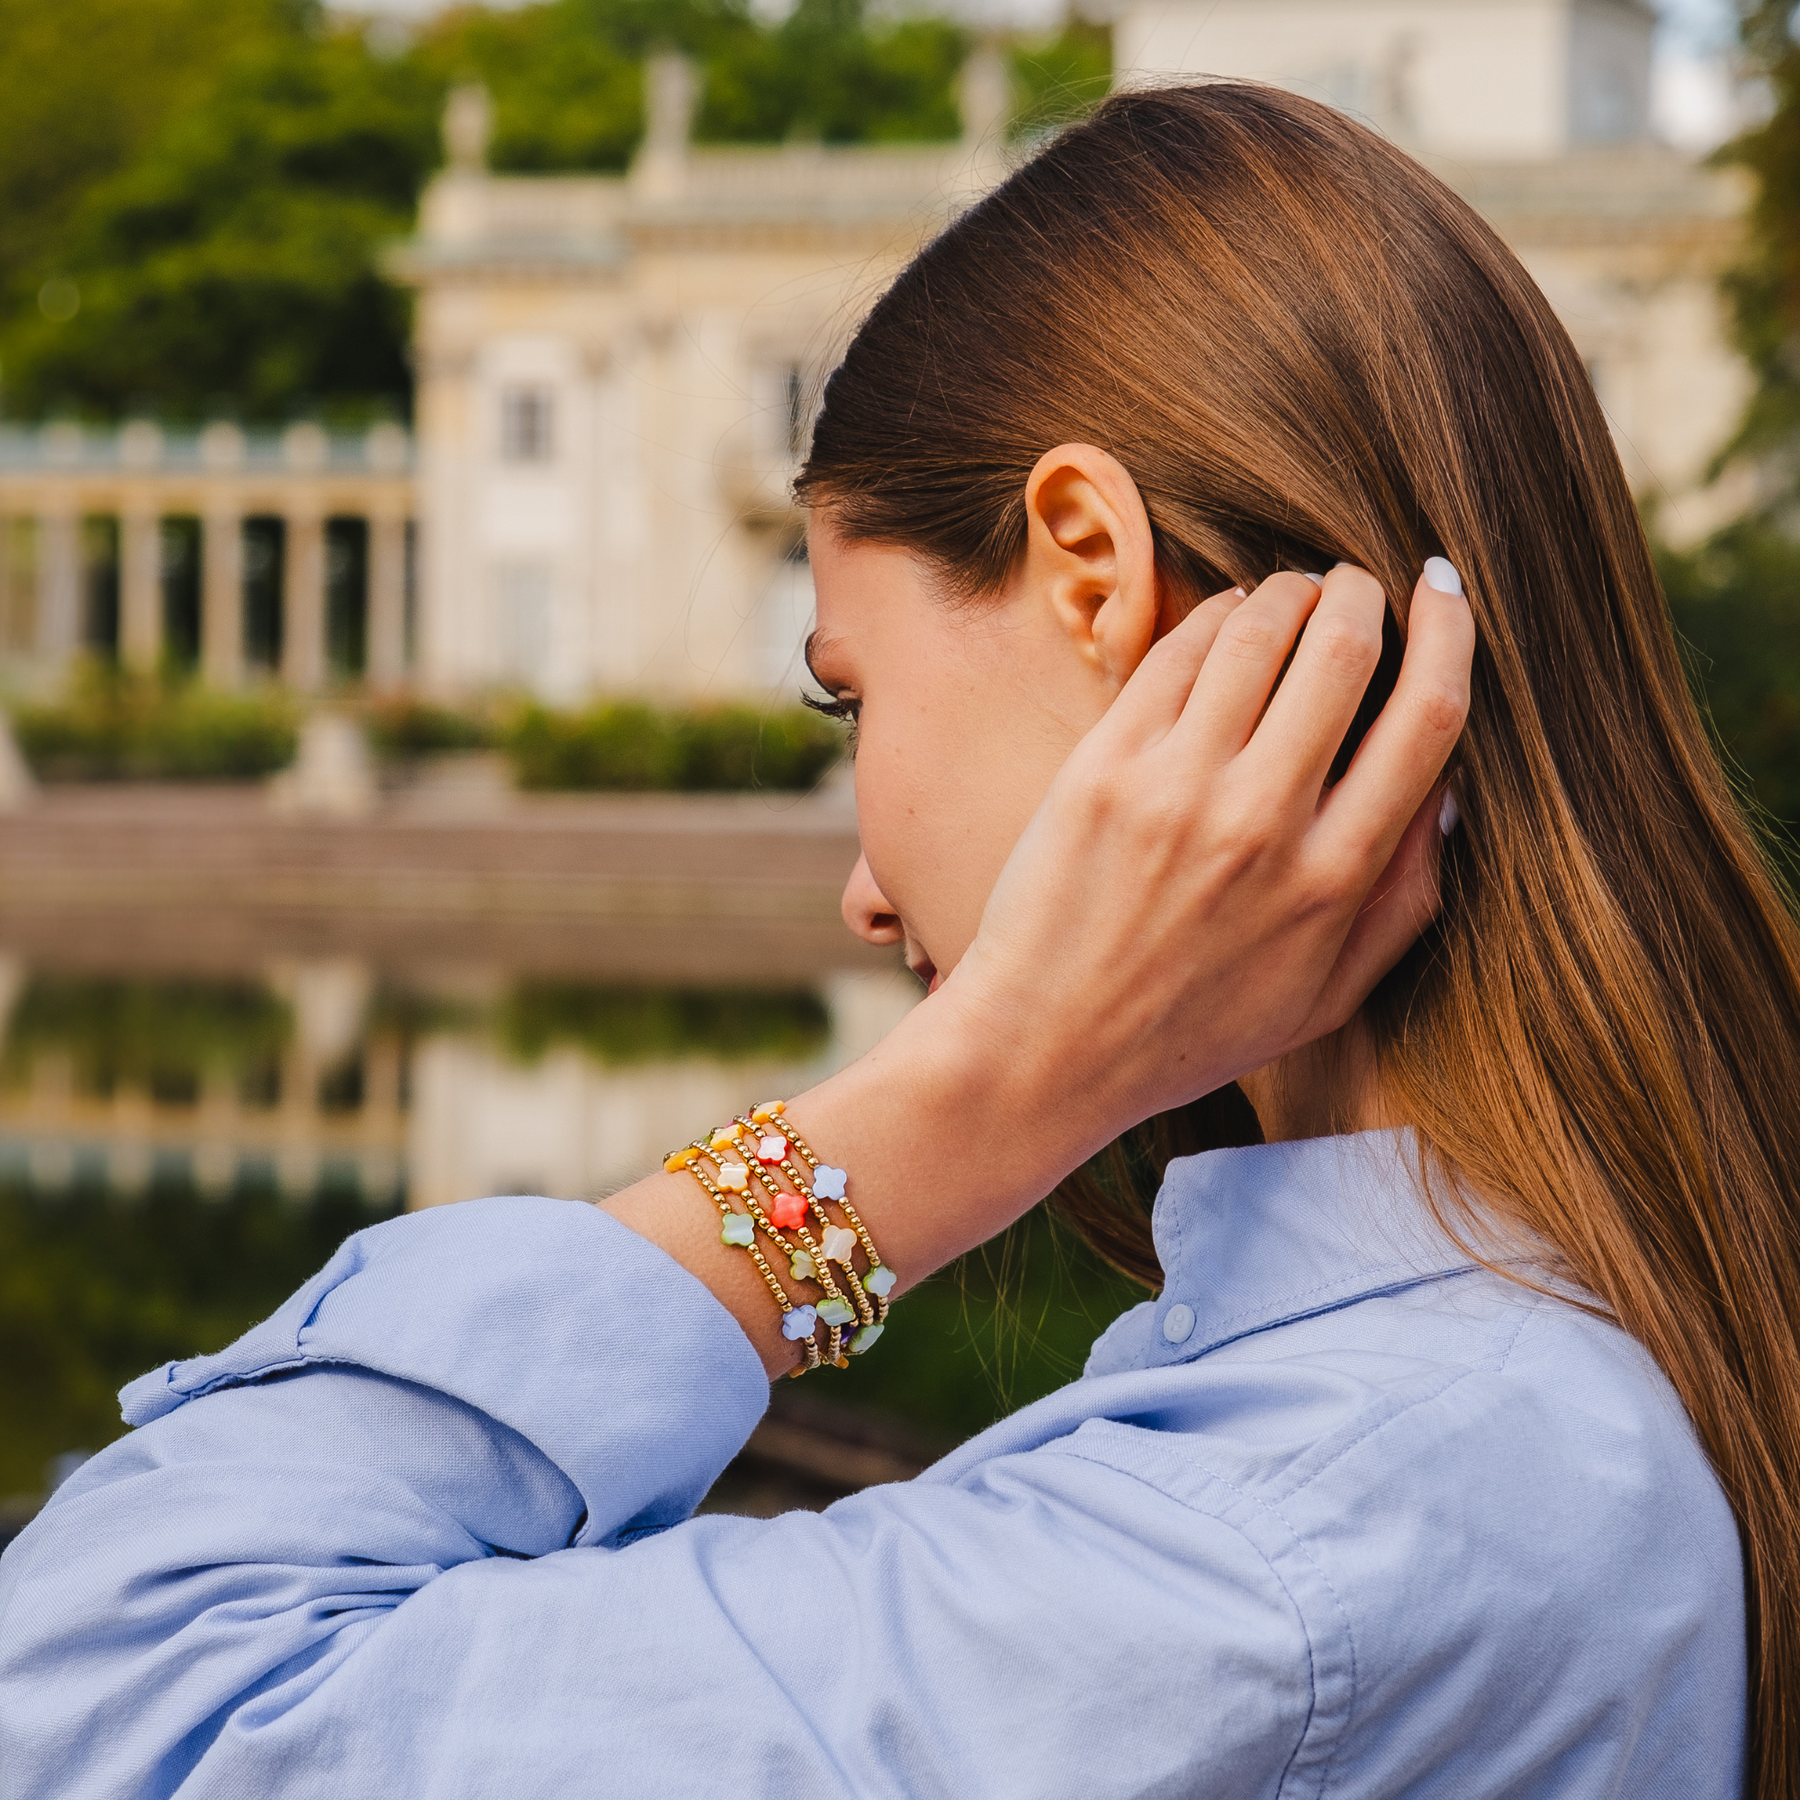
1022, 444, 1164, 692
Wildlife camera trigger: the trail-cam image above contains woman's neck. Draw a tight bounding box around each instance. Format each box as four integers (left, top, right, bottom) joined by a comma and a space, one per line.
1237, 1018, 1395, 1144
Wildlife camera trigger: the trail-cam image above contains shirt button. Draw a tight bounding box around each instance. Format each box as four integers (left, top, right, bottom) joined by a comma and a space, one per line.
1162, 1303, 1195, 1344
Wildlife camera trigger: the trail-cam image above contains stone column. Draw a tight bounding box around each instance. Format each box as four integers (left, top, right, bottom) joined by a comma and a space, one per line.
282, 511, 326, 692
36, 508, 81, 668
201, 509, 244, 688
367, 511, 408, 690
120, 509, 162, 673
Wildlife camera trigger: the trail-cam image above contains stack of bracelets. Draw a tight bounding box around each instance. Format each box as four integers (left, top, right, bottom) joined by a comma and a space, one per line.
664, 1100, 894, 1375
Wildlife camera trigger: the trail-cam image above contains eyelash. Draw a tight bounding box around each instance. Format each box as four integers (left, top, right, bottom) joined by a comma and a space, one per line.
802, 690, 861, 752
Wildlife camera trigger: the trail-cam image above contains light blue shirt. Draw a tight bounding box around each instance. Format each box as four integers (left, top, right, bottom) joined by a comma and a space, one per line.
0, 1131, 1744, 1797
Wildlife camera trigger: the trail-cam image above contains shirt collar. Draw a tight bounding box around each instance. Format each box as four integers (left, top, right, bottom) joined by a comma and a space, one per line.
1085, 1128, 1483, 1377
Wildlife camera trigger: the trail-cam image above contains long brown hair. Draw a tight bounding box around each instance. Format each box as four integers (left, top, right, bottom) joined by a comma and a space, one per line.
797, 82, 1800, 1800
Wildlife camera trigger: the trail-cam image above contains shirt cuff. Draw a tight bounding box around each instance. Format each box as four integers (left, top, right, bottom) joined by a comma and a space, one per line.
118, 1196, 770, 1546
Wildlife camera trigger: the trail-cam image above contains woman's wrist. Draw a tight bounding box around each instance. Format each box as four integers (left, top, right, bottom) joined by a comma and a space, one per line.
787, 983, 1089, 1276
604, 980, 1098, 1380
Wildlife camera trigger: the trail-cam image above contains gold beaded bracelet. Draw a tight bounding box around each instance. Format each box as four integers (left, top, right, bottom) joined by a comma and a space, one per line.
704, 1122, 861, 1364
663, 1100, 893, 1374
731, 1110, 892, 1344
667, 1140, 822, 1373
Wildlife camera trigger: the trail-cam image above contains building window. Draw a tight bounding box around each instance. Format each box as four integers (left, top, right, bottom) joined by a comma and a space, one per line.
500, 386, 555, 464
494, 560, 553, 691
80, 515, 120, 660
325, 516, 369, 678
242, 516, 286, 671
402, 520, 419, 669
159, 516, 201, 674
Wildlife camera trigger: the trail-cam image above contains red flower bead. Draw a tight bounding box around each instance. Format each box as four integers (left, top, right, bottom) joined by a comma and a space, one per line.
770, 1191, 807, 1229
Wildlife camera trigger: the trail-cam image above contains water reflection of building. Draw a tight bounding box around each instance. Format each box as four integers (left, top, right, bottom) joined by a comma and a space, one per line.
0, 11, 1754, 704
408, 970, 917, 1208
0, 960, 408, 1205
0, 961, 918, 1211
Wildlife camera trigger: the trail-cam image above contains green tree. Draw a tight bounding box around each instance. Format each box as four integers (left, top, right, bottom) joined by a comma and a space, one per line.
1659, 520, 1800, 864
0, 0, 1101, 425
1, 23, 440, 423
1009, 15, 1112, 142
0, 0, 305, 329
700, 0, 966, 145
412, 3, 648, 172
1723, 2, 1800, 485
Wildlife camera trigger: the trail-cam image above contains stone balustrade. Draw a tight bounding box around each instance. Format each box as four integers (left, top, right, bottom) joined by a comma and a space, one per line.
0, 421, 416, 690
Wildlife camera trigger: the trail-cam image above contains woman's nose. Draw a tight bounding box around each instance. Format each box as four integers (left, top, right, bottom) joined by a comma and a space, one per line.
841, 853, 904, 946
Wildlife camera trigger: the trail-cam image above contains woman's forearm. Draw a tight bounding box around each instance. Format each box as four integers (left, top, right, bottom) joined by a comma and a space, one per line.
604, 985, 1084, 1378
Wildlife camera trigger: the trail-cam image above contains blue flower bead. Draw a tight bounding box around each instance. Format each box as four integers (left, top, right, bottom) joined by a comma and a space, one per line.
781, 1305, 818, 1341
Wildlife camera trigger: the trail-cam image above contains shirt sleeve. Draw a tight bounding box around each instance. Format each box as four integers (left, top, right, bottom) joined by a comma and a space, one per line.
0, 1197, 1313, 1800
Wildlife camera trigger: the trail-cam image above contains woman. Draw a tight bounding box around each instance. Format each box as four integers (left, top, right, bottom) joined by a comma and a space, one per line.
1, 81, 1788, 1798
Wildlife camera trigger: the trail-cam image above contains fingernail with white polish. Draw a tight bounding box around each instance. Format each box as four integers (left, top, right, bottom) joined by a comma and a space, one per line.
1423, 556, 1463, 596
1438, 790, 1460, 836
1300, 572, 1325, 586
1233, 587, 1246, 597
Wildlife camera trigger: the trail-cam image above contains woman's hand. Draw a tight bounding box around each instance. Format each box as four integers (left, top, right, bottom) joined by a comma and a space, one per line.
942, 561, 1473, 1155
609, 563, 1473, 1373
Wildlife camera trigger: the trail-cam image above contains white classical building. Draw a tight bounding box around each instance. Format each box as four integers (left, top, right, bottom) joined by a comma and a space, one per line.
1115, 0, 1662, 157
0, 4, 1756, 704
387, 59, 1013, 703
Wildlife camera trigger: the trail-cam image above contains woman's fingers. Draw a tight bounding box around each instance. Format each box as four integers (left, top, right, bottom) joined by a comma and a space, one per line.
1319, 565, 1474, 872
1093, 584, 1249, 751
1245, 565, 1388, 795
1173, 572, 1325, 766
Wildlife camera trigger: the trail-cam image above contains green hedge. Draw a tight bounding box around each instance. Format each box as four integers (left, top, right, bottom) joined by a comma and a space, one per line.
8, 688, 845, 791
12, 677, 298, 781
503, 700, 843, 792
363, 696, 493, 759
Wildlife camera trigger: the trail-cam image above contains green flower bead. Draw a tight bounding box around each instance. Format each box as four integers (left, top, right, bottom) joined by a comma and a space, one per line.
849, 1322, 885, 1354
816, 1297, 855, 1328
719, 1212, 755, 1248
789, 1250, 816, 1282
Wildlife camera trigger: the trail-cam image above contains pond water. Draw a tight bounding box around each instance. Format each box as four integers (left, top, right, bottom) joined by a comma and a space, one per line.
0, 941, 1143, 1510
